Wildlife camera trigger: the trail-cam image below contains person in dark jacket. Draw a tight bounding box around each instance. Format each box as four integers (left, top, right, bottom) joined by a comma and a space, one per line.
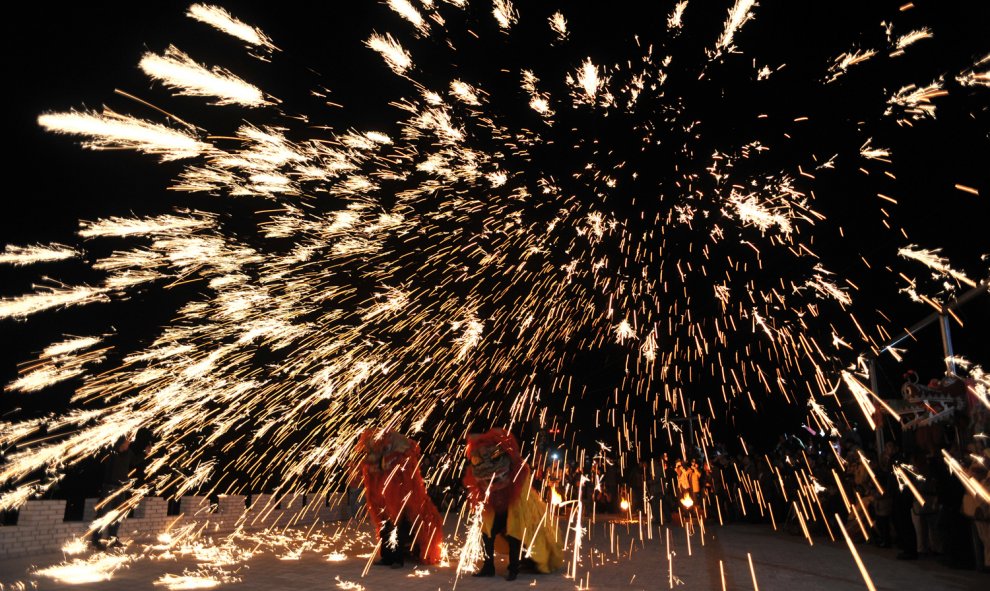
90, 435, 135, 550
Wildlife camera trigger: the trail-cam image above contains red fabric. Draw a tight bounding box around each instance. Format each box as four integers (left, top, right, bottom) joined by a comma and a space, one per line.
357, 430, 443, 565
463, 428, 528, 513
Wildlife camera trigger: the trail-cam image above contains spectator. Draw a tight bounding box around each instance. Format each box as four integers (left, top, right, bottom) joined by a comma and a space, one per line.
962, 456, 989, 571
90, 435, 135, 550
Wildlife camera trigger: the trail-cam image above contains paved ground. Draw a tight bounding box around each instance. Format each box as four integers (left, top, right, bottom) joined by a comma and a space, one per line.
1, 517, 985, 590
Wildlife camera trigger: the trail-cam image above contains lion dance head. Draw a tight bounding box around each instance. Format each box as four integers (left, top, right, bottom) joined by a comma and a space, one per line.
356, 429, 443, 564
463, 428, 529, 513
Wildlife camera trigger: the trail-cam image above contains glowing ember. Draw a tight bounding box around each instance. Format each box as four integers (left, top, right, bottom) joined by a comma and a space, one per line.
31, 554, 131, 584
154, 573, 223, 590
60, 537, 89, 556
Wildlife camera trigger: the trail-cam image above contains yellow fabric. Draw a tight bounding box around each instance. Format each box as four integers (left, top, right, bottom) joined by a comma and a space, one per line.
482, 475, 565, 574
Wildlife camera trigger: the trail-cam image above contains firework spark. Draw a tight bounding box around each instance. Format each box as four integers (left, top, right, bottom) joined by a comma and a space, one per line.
140, 46, 268, 107
366, 32, 413, 74
0, 285, 109, 320
549, 11, 568, 40
37, 109, 209, 160
187, 3, 277, 50
714, 0, 757, 55
0, 243, 78, 266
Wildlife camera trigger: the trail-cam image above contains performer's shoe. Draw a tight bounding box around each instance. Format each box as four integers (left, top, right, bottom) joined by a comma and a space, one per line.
90, 539, 107, 551
472, 562, 495, 577
373, 560, 394, 567
505, 570, 518, 581
390, 561, 404, 569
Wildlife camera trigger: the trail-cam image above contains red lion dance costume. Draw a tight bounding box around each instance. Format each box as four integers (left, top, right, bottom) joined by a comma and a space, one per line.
464, 429, 564, 580
357, 429, 443, 567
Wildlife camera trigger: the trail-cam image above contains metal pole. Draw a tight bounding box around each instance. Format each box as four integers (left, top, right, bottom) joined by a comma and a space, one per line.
878, 279, 988, 356
939, 313, 956, 375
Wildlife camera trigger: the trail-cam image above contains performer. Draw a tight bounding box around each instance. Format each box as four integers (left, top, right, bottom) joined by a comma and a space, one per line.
357, 429, 443, 567
464, 428, 564, 580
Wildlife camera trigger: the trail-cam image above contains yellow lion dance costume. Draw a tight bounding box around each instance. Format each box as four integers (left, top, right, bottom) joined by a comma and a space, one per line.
463, 428, 564, 580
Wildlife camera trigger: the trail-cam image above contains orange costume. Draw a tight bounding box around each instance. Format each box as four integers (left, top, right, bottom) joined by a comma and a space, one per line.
357, 429, 443, 566
464, 429, 564, 579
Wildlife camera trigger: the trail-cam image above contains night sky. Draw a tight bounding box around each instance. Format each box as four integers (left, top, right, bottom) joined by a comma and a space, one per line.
2, 1, 989, 498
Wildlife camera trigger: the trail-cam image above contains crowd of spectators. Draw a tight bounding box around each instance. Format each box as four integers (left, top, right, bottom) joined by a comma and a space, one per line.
534, 417, 989, 574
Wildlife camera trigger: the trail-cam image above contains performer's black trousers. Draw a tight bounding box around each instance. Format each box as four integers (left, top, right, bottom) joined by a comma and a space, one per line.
91, 484, 124, 545
379, 519, 410, 565
481, 511, 522, 574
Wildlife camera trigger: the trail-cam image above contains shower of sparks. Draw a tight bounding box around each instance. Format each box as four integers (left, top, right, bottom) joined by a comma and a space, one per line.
668, 2, 689, 30
492, 0, 518, 31
450, 80, 483, 106
187, 3, 277, 51
835, 515, 877, 591
61, 537, 90, 555
0, 285, 109, 320
140, 46, 268, 107
827, 49, 877, 82
885, 79, 947, 120
572, 59, 603, 103
6, 348, 104, 393
951, 357, 990, 410
31, 553, 132, 584
79, 213, 217, 238
713, 0, 757, 56
894, 28, 933, 51
0, 484, 38, 512
957, 55, 990, 87
388, 0, 429, 34
335, 577, 367, 591
37, 109, 209, 160
942, 449, 990, 503
366, 32, 413, 74
840, 370, 880, 430
859, 138, 890, 161
522, 70, 554, 117
613, 319, 637, 344
7, 337, 106, 392
0, 243, 78, 266
154, 571, 235, 590
898, 246, 977, 288
455, 501, 487, 577
2, 3, 990, 588
549, 11, 568, 40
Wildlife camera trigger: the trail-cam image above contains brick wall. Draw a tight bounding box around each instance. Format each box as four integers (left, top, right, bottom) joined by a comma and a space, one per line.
0, 491, 359, 560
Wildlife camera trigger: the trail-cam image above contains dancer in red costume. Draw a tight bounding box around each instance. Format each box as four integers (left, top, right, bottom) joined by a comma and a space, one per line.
464, 429, 564, 580
357, 429, 443, 567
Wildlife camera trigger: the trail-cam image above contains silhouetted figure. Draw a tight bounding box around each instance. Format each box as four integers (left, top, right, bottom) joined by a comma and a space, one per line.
90, 435, 135, 550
